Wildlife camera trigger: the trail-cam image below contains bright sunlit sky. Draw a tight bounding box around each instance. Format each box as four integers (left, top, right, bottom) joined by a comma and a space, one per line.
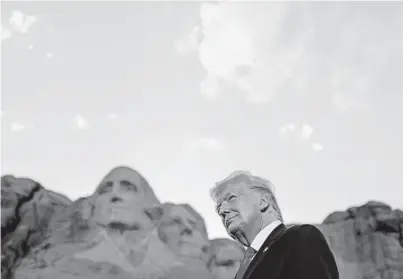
1, 1, 402, 239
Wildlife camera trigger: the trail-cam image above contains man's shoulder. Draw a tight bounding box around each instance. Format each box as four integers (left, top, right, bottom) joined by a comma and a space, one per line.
285, 224, 326, 242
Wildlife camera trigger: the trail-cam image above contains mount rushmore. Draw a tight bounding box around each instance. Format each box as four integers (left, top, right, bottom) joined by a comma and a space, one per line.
1, 166, 403, 279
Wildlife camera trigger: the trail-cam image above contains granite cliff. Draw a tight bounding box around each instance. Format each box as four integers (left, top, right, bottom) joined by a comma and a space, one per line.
1, 167, 402, 279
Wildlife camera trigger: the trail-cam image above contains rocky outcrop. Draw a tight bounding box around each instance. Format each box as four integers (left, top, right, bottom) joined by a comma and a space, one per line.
1, 175, 71, 278
1, 167, 219, 279
318, 201, 403, 279
1, 168, 402, 279
209, 238, 245, 279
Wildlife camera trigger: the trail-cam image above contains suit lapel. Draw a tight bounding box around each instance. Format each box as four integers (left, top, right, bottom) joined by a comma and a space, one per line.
243, 223, 286, 279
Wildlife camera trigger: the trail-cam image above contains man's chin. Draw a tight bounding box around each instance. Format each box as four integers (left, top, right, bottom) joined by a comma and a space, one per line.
226, 225, 239, 236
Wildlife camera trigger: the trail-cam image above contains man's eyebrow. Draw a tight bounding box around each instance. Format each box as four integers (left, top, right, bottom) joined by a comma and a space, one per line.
223, 191, 236, 199
215, 201, 221, 209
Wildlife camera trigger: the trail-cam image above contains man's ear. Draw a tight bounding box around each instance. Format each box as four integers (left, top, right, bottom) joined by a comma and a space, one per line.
259, 192, 271, 212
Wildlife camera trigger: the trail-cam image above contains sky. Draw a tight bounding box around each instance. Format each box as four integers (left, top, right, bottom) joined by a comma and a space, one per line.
1, 1, 402, 239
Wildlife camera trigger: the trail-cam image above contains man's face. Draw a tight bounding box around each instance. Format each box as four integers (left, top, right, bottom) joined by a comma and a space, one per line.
92, 168, 155, 230
215, 183, 261, 239
158, 205, 210, 262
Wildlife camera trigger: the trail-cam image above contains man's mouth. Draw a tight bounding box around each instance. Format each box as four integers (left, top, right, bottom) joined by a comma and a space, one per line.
225, 216, 237, 226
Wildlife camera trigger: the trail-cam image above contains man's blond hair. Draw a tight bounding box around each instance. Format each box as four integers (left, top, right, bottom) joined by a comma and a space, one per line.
209, 170, 283, 222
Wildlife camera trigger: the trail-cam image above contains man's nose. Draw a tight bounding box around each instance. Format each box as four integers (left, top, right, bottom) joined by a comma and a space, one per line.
218, 203, 230, 218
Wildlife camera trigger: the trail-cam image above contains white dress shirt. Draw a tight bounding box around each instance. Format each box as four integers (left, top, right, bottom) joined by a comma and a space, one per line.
249, 220, 283, 259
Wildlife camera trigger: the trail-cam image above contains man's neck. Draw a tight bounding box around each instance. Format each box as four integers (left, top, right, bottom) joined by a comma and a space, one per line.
250, 220, 282, 251
247, 217, 280, 246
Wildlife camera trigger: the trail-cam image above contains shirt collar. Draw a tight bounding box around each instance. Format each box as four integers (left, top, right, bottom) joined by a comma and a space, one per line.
250, 220, 282, 252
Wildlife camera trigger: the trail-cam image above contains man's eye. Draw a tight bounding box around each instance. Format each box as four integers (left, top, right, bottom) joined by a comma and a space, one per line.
228, 195, 236, 201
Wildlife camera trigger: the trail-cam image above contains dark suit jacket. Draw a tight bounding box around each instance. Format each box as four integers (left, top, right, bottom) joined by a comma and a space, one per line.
237, 223, 339, 279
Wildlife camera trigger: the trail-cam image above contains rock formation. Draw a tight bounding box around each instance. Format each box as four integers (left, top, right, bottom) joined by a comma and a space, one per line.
1, 167, 402, 279
208, 238, 245, 279
318, 201, 403, 279
1, 175, 72, 278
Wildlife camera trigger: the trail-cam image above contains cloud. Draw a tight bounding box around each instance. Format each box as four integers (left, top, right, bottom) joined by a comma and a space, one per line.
9, 10, 37, 34
312, 142, 324, 151
107, 113, 118, 120
179, 2, 403, 107
280, 122, 312, 140
10, 122, 26, 132
279, 122, 323, 150
46, 52, 54, 59
73, 115, 88, 130
279, 122, 296, 136
1, 25, 12, 40
184, 137, 225, 153
174, 26, 202, 55
2, 11, 37, 40
300, 124, 313, 140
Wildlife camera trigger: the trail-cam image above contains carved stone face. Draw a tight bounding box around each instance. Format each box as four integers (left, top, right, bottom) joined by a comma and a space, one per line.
92, 167, 160, 231
158, 204, 210, 263
209, 239, 244, 279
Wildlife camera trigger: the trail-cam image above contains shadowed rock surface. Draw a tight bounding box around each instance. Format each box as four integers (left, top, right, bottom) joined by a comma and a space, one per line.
208, 238, 245, 279
1, 175, 72, 278
1, 168, 402, 279
318, 201, 403, 279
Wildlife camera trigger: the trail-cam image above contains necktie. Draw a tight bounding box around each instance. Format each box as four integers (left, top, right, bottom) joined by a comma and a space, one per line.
235, 247, 257, 279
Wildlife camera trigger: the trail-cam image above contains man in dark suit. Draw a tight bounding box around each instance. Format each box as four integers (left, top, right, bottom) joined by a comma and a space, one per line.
209, 170, 339, 279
